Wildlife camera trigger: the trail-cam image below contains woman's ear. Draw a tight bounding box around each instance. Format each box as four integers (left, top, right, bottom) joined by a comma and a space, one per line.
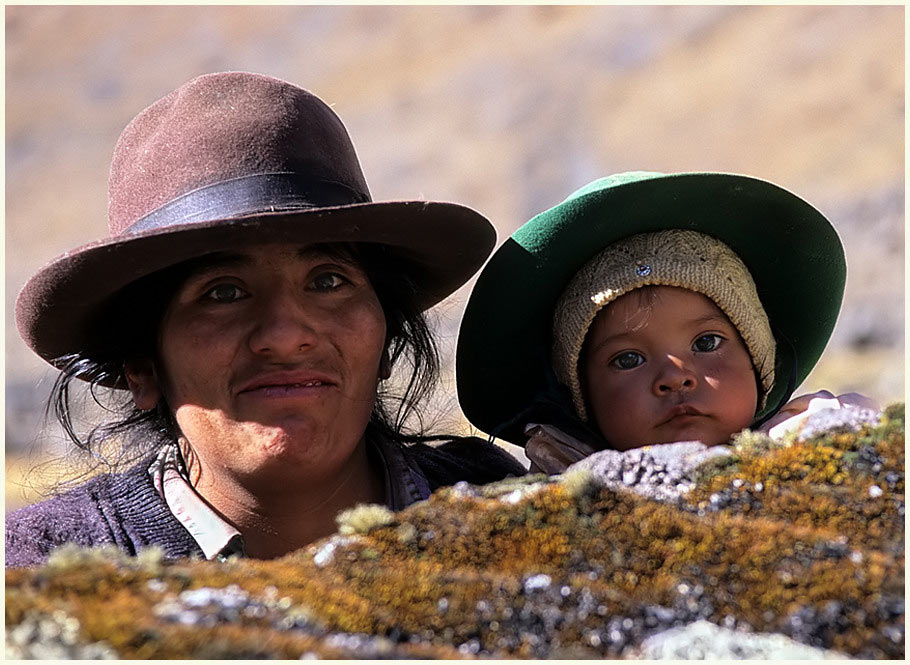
124, 359, 162, 410
379, 348, 392, 380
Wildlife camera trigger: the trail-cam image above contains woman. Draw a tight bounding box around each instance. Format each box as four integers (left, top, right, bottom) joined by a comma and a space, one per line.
7, 72, 525, 567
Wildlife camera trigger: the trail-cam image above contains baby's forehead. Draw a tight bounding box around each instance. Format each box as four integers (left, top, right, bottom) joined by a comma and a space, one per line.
599, 285, 732, 326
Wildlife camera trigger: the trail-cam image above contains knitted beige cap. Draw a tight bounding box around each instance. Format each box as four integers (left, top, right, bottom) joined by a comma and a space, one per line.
552, 230, 775, 421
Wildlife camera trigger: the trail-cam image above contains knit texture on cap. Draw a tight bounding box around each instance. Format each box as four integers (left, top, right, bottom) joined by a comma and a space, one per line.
551, 230, 775, 421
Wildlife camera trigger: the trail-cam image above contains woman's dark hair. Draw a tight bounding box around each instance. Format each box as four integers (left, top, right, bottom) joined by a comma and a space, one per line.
352, 242, 442, 439
48, 242, 441, 473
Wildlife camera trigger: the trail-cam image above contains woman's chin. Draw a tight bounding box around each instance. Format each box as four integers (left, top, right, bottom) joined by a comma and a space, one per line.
177, 410, 370, 482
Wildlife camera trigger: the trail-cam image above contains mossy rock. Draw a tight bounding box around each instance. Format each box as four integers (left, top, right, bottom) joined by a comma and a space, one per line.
6, 404, 904, 658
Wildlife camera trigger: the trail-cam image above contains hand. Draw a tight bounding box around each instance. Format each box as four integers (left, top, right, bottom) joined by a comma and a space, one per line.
757, 390, 879, 435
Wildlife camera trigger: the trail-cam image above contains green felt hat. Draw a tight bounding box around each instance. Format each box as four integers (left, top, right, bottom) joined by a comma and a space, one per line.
456, 171, 846, 444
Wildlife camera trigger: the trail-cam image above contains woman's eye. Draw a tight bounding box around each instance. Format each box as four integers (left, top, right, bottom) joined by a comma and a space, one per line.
693, 334, 724, 352
310, 272, 349, 292
203, 283, 246, 303
610, 351, 644, 370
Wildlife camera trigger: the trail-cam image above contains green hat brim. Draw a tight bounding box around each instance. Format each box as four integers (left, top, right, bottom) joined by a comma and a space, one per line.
456, 172, 846, 444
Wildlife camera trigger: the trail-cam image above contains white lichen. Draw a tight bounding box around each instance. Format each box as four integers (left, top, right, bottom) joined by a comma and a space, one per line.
558, 467, 596, 497
44, 543, 125, 571
523, 573, 553, 592
634, 619, 848, 659
336, 503, 395, 536
43, 543, 167, 574
730, 428, 775, 454
135, 546, 166, 572
395, 522, 418, 544
5, 610, 117, 659
311, 536, 360, 568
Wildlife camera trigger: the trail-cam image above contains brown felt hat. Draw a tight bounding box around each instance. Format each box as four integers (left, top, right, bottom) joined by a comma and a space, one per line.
16, 71, 495, 377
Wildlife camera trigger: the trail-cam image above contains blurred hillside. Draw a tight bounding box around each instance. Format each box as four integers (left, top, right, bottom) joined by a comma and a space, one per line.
5, 6, 904, 477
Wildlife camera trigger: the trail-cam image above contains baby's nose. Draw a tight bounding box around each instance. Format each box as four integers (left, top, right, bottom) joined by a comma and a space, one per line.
654, 355, 697, 394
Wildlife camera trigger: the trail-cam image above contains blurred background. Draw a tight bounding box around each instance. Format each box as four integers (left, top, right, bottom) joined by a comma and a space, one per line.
6, 5, 904, 509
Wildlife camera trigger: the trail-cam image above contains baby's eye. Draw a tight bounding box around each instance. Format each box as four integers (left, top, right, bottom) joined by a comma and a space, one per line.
693, 334, 724, 352
203, 283, 247, 303
610, 351, 644, 370
309, 272, 349, 292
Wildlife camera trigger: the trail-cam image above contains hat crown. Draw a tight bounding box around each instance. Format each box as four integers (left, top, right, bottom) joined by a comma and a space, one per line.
18, 72, 497, 372
108, 71, 370, 236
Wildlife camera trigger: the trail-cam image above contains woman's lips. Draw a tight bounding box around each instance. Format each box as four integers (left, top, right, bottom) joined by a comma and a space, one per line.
236, 370, 337, 397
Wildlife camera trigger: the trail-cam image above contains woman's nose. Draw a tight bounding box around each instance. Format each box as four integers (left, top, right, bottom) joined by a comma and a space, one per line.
654, 355, 697, 395
248, 289, 319, 358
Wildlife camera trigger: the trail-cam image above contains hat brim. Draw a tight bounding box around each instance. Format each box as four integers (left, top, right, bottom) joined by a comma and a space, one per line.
456, 173, 846, 444
18, 200, 495, 371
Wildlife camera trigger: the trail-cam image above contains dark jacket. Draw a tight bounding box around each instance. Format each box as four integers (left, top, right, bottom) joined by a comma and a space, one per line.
5, 436, 525, 568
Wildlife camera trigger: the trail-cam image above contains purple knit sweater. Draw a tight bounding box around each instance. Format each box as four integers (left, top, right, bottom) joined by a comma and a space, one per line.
5, 457, 202, 568
5, 436, 525, 568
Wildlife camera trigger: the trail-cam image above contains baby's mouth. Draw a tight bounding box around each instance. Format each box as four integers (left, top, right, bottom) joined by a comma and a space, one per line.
660, 404, 706, 425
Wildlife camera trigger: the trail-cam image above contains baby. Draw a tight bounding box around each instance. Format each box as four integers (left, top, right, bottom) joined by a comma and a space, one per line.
456, 172, 876, 473
552, 230, 773, 452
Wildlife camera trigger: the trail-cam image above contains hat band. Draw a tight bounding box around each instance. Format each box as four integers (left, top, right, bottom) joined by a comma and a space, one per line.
124, 172, 371, 235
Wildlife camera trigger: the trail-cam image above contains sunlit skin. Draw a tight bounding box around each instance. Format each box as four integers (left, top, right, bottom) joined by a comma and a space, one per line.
125, 243, 389, 557
581, 286, 759, 450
